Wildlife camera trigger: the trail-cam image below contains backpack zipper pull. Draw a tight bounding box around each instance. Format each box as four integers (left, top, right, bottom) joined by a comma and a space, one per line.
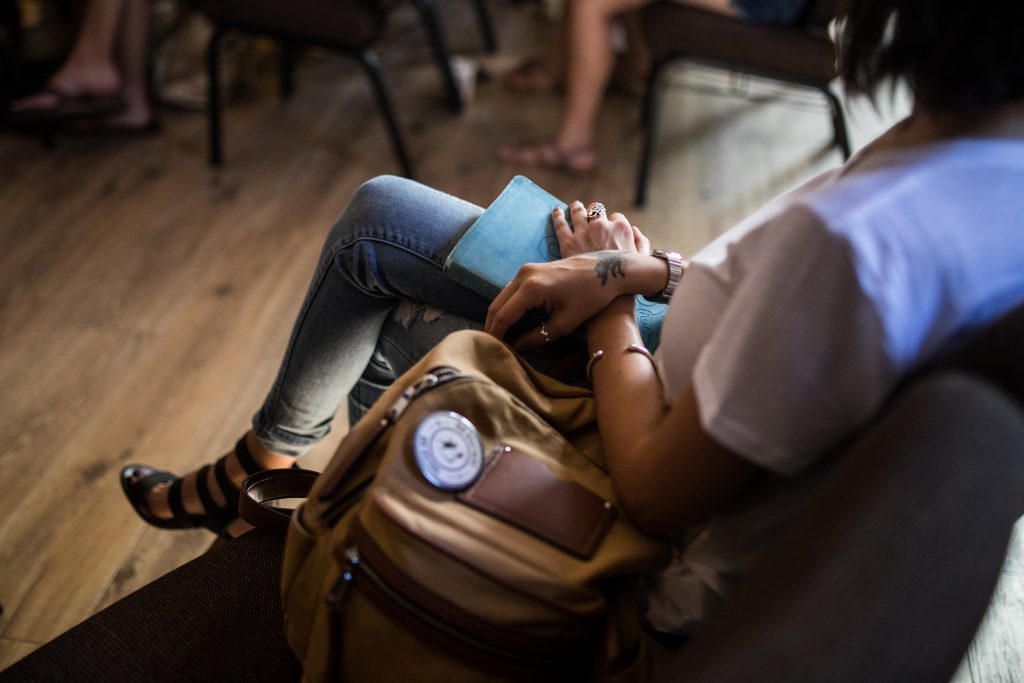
327, 546, 362, 611
385, 367, 460, 422
325, 546, 361, 679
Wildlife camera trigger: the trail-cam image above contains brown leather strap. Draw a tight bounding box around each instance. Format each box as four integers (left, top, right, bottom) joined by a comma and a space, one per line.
239, 468, 320, 533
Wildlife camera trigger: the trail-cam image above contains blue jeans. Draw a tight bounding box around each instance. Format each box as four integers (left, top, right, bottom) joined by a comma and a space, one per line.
251, 176, 491, 456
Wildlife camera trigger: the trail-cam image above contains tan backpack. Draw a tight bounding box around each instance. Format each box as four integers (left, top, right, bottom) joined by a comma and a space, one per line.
245, 330, 671, 681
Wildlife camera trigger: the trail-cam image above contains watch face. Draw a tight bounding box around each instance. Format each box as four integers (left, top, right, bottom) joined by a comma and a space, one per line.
413, 411, 485, 491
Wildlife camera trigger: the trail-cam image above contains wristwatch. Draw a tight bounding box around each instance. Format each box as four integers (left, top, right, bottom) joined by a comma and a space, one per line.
645, 249, 686, 303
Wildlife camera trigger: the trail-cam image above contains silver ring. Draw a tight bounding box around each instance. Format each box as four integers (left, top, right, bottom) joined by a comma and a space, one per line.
585, 202, 607, 222
538, 323, 552, 344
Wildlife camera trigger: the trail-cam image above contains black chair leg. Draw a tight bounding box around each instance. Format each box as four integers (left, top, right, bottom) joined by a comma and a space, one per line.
207, 26, 226, 167
280, 41, 296, 99
412, 0, 463, 113
824, 86, 850, 161
0, 41, 14, 111
471, 0, 497, 53
634, 63, 665, 207
358, 50, 415, 179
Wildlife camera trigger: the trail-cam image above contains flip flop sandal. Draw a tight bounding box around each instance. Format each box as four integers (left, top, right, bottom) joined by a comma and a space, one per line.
120, 437, 296, 538
9, 88, 127, 123
495, 140, 598, 175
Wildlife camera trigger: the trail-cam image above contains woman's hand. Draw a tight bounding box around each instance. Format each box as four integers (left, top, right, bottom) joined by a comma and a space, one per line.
557, 201, 650, 257
484, 201, 652, 348
484, 254, 622, 347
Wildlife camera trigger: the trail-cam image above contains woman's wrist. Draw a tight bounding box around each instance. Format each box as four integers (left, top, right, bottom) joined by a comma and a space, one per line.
588, 251, 669, 299
627, 252, 672, 300
586, 295, 637, 337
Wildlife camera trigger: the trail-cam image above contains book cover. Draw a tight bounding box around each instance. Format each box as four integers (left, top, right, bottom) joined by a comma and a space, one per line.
444, 176, 667, 351
445, 176, 566, 299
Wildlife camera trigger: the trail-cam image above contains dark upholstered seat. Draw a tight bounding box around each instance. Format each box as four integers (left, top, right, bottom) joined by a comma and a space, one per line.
644, 6, 836, 81
1, 532, 299, 682
198, 0, 393, 49
635, 0, 849, 206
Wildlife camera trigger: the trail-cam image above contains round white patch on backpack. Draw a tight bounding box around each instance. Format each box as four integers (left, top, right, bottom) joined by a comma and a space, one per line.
413, 411, 484, 491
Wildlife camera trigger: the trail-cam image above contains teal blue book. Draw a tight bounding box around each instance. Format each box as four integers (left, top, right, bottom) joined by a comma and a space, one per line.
444, 176, 667, 351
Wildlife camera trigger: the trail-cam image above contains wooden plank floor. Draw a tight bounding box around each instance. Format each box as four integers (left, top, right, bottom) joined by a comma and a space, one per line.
1, 1, 1018, 677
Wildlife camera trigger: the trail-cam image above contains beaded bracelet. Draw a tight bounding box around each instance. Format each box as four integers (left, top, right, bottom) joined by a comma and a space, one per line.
585, 343, 658, 383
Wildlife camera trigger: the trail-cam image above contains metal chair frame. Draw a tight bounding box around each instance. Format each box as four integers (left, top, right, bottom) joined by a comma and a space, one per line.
205, 0, 497, 177
635, 34, 851, 206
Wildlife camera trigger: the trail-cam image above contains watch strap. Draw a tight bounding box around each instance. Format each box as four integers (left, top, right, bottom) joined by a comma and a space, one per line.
645, 249, 686, 303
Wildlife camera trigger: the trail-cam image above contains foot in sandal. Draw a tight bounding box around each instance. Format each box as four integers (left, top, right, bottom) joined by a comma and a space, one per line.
495, 139, 598, 174
9, 88, 127, 122
11, 58, 124, 115
120, 433, 297, 538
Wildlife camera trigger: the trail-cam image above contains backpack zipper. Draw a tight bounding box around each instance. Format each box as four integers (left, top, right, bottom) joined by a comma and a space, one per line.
384, 366, 463, 422
326, 543, 588, 673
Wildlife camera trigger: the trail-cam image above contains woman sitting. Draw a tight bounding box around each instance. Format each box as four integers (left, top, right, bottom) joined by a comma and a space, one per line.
496, 0, 812, 173
123, 0, 1024, 640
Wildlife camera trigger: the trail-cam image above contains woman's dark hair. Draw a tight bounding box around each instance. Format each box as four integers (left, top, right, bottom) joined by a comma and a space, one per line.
837, 0, 1024, 112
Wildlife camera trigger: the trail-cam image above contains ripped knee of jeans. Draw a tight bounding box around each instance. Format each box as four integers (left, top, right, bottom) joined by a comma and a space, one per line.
394, 300, 453, 328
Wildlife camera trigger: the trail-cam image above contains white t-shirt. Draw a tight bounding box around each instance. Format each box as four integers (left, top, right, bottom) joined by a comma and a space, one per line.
646, 137, 1024, 634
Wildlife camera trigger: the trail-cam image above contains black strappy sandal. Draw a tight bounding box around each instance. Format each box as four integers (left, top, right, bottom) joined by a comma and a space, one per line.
120, 437, 294, 537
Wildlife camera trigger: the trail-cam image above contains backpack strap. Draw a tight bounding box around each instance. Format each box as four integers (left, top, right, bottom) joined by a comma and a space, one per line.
240, 468, 321, 533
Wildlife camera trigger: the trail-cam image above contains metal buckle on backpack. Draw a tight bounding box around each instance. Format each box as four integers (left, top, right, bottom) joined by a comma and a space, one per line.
386, 368, 461, 423
409, 372, 441, 395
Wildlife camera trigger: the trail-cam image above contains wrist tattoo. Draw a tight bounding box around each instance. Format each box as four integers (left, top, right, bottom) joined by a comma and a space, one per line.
594, 252, 627, 286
